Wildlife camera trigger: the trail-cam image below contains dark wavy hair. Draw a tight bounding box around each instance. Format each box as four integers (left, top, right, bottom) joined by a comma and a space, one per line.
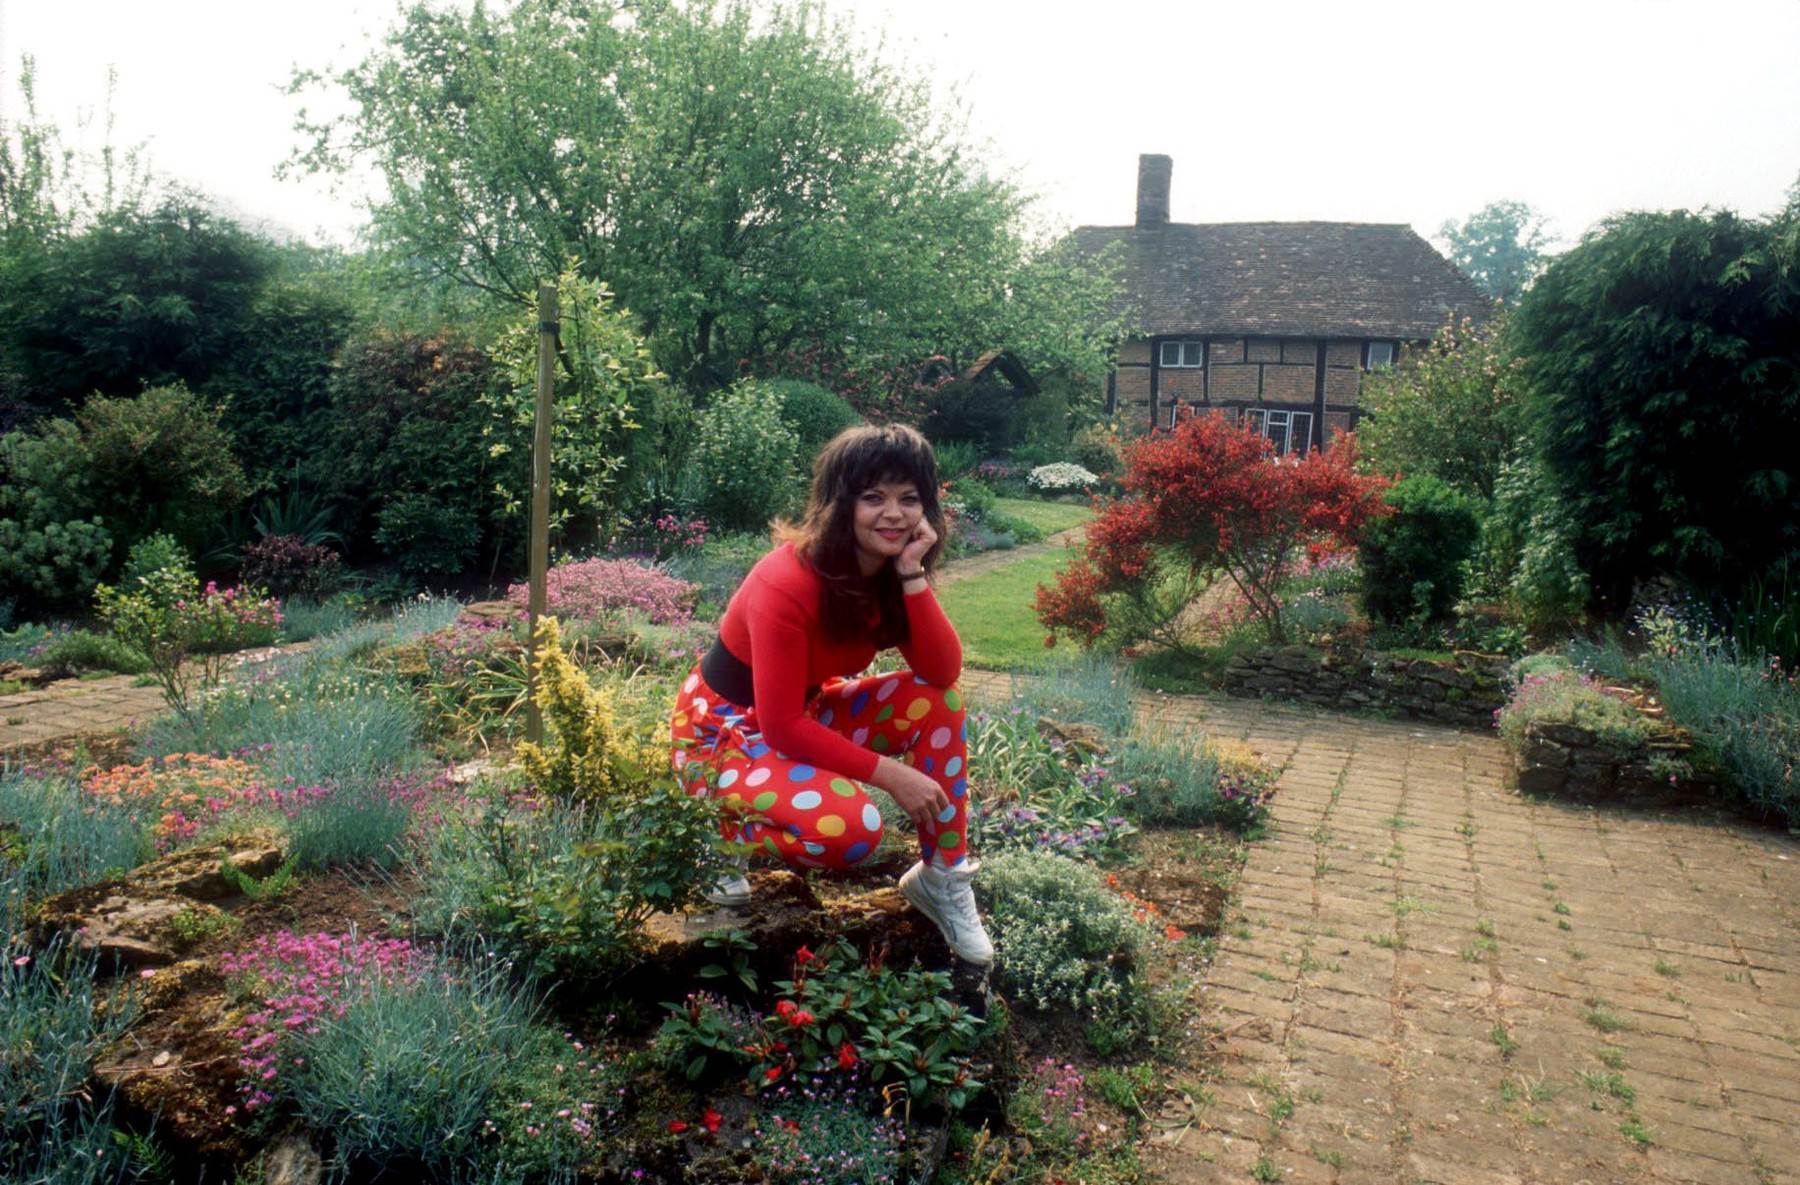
776, 424, 946, 645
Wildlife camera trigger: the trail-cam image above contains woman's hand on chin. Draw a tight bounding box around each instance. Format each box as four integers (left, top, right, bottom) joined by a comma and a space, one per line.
897, 519, 936, 574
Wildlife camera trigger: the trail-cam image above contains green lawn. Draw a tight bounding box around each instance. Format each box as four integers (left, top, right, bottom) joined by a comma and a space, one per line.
992, 497, 1092, 536
941, 545, 1086, 670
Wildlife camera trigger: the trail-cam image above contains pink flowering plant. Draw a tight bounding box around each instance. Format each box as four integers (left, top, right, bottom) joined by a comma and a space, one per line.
1496, 655, 1651, 751
96, 574, 283, 721
221, 930, 606, 1177
505, 557, 697, 625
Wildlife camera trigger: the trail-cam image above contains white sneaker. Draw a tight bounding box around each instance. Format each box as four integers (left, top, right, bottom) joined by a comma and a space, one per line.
899, 860, 994, 966
705, 856, 751, 908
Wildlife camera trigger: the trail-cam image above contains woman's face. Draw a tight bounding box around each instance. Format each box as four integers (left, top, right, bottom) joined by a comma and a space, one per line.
850, 478, 923, 572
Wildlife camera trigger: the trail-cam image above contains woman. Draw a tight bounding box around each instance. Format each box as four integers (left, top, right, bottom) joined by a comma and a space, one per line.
668, 424, 992, 966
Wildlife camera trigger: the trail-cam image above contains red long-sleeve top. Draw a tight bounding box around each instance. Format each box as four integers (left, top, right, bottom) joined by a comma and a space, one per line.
715, 542, 962, 781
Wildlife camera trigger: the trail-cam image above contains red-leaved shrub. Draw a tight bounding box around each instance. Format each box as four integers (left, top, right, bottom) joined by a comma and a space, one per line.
1036, 416, 1389, 649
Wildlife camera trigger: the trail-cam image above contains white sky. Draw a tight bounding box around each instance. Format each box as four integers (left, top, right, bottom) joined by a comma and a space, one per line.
3, 0, 1797, 251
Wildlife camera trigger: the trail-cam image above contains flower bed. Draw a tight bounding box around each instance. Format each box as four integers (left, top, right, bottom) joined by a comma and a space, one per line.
1497, 656, 1713, 804
1221, 642, 1508, 728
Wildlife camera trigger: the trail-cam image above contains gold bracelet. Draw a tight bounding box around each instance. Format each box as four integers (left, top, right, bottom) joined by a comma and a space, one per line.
897, 569, 927, 581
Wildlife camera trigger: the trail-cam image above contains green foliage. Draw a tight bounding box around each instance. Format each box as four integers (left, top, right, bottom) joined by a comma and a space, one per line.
69, 385, 248, 561
762, 378, 862, 458
926, 378, 1026, 452
326, 332, 504, 578
0, 766, 153, 903
277, 596, 362, 643
517, 617, 666, 803
288, 0, 1121, 387
1485, 452, 1590, 626
120, 533, 192, 595
1358, 314, 1521, 502
1438, 200, 1552, 305
0, 425, 113, 611
36, 629, 149, 677
279, 950, 553, 1179
143, 659, 424, 791
654, 992, 766, 1083
664, 530, 772, 607
1, 932, 142, 1185
1070, 423, 1125, 478
976, 852, 1152, 1048
685, 380, 803, 532
1358, 475, 1482, 625
1510, 207, 1800, 606
0, 199, 273, 416
486, 272, 670, 551
1496, 658, 1650, 751
1011, 650, 1139, 738
95, 572, 281, 721
751, 1091, 910, 1185
1109, 728, 1274, 831
414, 790, 727, 983
932, 439, 983, 479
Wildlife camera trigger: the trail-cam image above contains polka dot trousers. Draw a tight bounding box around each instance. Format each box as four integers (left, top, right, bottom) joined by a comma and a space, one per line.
669, 666, 971, 871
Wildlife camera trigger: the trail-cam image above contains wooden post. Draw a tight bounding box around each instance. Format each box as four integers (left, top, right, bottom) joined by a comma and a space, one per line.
525, 282, 557, 744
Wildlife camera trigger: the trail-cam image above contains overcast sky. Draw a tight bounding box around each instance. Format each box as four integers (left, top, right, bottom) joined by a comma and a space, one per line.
4, 0, 1797, 251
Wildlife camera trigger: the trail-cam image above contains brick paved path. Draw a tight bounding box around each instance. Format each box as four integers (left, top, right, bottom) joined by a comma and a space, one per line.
961, 672, 1800, 1185
0, 674, 167, 752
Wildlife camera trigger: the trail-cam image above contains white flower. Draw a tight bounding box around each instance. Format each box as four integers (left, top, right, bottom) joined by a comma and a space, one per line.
1027, 463, 1100, 491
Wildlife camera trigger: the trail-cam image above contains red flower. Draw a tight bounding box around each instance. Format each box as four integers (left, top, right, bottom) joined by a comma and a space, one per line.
764, 1066, 784, 1083
774, 1000, 796, 1021
795, 946, 816, 966
782, 1119, 801, 1133
701, 1108, 722, 1133
667, 1120, 689, 1133
789, 1009, 815, 1028
837, 1042, 859, 1070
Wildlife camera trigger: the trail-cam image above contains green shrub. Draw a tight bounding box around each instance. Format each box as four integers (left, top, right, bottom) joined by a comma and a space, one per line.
933, 439, 983, 479
1070, 423, 1124, 478
663, 530, 770, 607
119, 532, 192, 595
761, 378, 861, 457
685, 381, 803, 532
1111, 728, 1221, 827
982, 508, 1044, 546
96, 574, 282, 720
37, 629, 149, 677
0, 766, 153, 901
71, 385, 248, 560
143, 661, 423, 791
279, 949, 551, 1179
1358, 475, 1481, 625
925, 378, 1021, 452
1, 931, 141, 1185
0, 426, 113, 612
948, 476, 998, 523
414, 790, 727, 983
1496, 661, 1649, 751
1641, 638, 1800, 824
326, 333, 506, 578
976, 852, 1152, 1047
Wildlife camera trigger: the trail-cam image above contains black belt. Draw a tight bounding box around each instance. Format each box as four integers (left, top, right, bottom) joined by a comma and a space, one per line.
700, 637, 819, 709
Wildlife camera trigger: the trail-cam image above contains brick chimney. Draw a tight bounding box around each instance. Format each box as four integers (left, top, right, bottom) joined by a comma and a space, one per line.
1135, 153, 1172, 228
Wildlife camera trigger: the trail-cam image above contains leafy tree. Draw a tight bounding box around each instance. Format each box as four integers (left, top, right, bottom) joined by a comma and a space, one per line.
1510, 208, 1800, 607
1439, 200, 1552, 305
484, 271, 672, 552
288, 0, 1120, 388
326, 332, 504, 578
1358, 313, 1522, 502
0, 199, 276, 417
1036, 416, 1389, 649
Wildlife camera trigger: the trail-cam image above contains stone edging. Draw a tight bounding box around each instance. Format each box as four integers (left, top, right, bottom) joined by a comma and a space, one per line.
1221, 643, 1506, 729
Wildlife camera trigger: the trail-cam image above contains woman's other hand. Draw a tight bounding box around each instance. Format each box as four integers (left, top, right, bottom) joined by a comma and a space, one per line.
874, 756, 950, 834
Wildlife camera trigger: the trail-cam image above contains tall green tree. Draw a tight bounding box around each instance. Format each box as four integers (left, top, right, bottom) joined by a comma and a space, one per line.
288, 0, 1118, 388
1357, 313, 1522, 501
1439, 200, 1552, 305
1510, 207, 1800, 607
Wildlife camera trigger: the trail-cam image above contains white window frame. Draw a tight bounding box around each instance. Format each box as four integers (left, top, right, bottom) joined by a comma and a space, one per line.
1158, 339, 1204, 368
1245, 408, 1314, 456
1365, 341, 1396, 371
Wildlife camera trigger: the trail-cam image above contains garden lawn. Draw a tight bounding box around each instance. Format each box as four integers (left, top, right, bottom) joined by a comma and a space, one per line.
993, 497, 1093, 536
940, 547, 1083, 670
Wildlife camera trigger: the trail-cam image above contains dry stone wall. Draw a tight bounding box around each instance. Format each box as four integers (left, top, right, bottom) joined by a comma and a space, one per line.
1221, 643, 1507, 729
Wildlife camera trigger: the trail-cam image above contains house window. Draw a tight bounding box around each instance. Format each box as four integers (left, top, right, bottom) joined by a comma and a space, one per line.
1158, 340, 1204, 368
1244, 408, 1314, 456
1365, 341, 1395, 370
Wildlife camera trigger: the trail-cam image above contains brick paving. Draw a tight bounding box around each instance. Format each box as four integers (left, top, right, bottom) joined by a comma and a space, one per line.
0, 674, 167, 752
961, 671, 1800, 1185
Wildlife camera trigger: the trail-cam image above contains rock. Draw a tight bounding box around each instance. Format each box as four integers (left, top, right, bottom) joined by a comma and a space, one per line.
1530, 722, 1595, 748
1516, 765, 1568, 794
265, 1134, 324, 1185
460, 600, 523, 623
123, 831, 286, 902
1034, 718, 1107, 756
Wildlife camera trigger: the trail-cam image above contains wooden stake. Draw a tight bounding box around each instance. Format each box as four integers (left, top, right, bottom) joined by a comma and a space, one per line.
526, 282, 557, 744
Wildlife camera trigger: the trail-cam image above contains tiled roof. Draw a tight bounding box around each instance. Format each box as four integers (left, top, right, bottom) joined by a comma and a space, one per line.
1070, 221, 1491, 339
